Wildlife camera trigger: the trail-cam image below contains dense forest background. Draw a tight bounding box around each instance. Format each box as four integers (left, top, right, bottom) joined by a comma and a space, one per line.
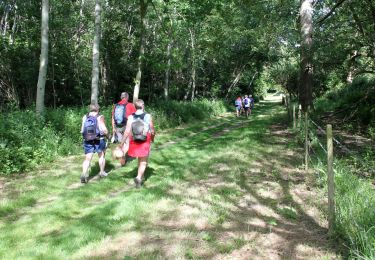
0, 0, 373, 131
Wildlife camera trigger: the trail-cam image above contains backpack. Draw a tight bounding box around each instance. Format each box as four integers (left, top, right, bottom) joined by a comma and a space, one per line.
114, 103, 127, 127
131, 113, 149, 142
235, 99, 242, 106
83, 114, 100, 141
244, 98, 249, 105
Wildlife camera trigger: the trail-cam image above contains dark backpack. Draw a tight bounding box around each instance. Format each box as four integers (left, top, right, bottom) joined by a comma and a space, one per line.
244, 98, 249, 105
114, 103, 127, 127
83, 114, 100, 141
131, 113, 149, 142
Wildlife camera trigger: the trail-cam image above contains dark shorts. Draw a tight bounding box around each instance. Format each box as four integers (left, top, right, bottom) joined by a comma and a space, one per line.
244, 107, 250, 111
83, 139, 106, 154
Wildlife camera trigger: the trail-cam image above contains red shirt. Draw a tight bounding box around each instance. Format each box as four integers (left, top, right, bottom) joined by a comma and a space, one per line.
112, 99, 136, 119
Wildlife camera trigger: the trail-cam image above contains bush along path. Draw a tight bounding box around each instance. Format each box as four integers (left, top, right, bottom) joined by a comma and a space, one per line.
0, 97, 341, 259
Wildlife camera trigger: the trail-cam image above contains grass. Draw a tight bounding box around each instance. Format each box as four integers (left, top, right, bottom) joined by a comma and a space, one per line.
0, 97, 340, 259
293, 110, 375, 259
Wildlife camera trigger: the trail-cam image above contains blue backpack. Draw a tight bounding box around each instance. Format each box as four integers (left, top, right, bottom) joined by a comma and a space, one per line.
114, 103, 127, 127
83, 114, 100, 141
244, 98, 249, 106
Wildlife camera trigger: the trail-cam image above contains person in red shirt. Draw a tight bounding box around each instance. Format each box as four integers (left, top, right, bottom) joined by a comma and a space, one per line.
112, 92, 136, 165
120, 99, 155, 188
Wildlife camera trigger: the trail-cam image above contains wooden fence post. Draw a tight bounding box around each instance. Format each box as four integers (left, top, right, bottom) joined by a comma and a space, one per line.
293, 105, 296, 129
305, 111, 309, 172
327, 124, 335, 234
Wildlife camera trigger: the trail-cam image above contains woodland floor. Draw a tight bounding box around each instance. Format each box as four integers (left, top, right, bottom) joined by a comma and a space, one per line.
0, 95, 342, 259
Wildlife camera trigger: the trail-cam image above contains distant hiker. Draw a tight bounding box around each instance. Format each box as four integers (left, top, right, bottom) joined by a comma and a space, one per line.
235, 96, 243, 117
119, 99, 155, 188
249, 94, 255, 115
80, 104, 109, 183
243, 95, 251, 118
112, 92, 136, 166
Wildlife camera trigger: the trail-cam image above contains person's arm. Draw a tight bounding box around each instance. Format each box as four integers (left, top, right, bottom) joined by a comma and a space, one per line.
149, 117, 155, 142
80, 115, 85, 135
111, 105, 115, 135
99, 115, 109, 137
119, 115, 132, 147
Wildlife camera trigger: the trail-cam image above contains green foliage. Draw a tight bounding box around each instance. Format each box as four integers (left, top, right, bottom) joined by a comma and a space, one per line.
149, 99, 227, 130
0, 99, 227, 175
314, 75, 375, 134
334, 160, 375, 259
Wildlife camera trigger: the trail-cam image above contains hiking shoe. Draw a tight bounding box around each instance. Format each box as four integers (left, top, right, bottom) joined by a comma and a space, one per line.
134, 177, 141, 189
80, 175, 88, 184
99, 171, 108, 178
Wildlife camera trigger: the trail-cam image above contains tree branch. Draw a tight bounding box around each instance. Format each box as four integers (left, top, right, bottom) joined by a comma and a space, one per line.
316, 0, 348, 26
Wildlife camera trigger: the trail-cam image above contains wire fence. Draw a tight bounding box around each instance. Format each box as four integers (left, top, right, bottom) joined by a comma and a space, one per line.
283, 100, 356, 233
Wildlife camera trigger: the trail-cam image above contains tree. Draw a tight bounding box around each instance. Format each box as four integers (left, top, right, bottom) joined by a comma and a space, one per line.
36, 0, 49, 116
299, 0, 314, 111
133, 0, 148, 102
90, 0, 101, 106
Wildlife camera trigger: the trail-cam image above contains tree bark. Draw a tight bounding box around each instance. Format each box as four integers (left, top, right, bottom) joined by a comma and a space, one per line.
133, 0, 147, 103
164, 37, 172, 100
90, 0, 101, 106
299, 0, 314, 111
36, 0, 49, 116
189, 28, 196, 101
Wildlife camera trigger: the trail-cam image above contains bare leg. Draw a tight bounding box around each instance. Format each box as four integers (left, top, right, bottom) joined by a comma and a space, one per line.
137, 156, 148, 180
134, 156, 148, 188
98, 151, 106, 176
120, 137, 129, 166
82, 153, 94, 182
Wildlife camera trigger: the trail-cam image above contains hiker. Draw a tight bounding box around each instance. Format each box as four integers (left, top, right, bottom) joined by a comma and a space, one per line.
243, 95, 251, 117
235, 96, 242, 117
119, 99, 155, 188
112, 92, 136, 165
80, 104, 109, 183
249, 94, 255, 115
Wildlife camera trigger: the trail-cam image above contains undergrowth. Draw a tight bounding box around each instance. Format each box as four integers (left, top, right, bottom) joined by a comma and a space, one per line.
314, 75, 375, 139
0, 99, 227, 175
291, 110, 375, 259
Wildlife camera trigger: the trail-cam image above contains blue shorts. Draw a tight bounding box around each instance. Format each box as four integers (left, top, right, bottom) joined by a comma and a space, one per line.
236, 106, 242, 111
83, 139, 106, 154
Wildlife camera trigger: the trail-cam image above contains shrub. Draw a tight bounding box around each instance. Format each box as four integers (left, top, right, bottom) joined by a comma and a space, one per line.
0, 99, 227, 175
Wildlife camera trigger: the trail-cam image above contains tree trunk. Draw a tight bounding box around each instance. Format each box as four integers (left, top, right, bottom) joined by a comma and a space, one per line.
164, 39, 172, 100
248, 71, 258, 93
226, 64, 246, 98
299, 0, 314, 111
133, 0, 147, 103
1, 8, 8, 36
90, 0, 101, 106
189, 28, 196, 101
36, 0, 49, 116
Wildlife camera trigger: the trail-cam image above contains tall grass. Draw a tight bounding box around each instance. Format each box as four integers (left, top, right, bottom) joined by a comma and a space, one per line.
0, 99, 227, 175
293, 113, 375, 259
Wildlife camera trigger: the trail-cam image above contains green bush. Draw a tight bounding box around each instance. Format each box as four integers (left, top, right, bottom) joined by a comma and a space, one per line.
314, 75, 375, 135
334, 161, 375, 259
0, 99, 227, 175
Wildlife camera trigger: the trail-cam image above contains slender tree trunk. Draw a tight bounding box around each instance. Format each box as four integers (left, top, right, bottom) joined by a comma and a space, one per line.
164, 38, 172, 100
9, 7, 17, 44
226, 64, 246, 98
90, 0, 101, 106
1, 8, 8, 36
75, 0, 85, 107
36, 0, 49, 116
189, 28, 196, 101
248, 71, 258, 93
133, 0, 147, 102
299, 0, 314, 111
